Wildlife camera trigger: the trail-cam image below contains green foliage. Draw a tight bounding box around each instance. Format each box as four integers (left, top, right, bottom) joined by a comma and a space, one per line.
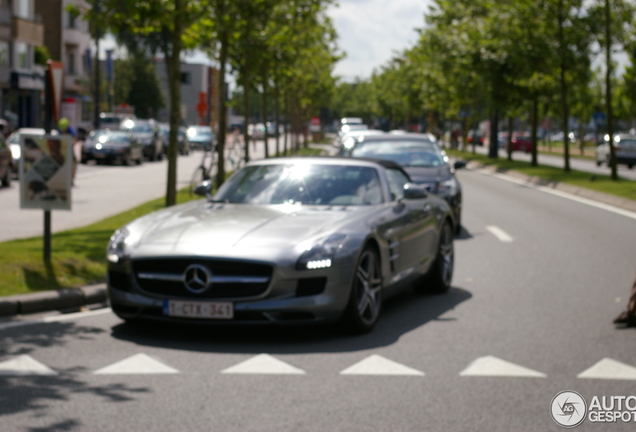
34, 45, 50, 66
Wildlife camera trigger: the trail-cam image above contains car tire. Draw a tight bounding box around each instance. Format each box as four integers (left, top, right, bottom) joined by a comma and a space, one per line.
629, 164, 634, 170
136, 155, 143, 165
414, 221, 454, 295
123, 152, 132, 166
342, 245, 382, 333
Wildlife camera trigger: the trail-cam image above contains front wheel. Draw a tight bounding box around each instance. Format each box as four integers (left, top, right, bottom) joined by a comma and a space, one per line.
342, 246, 383, 333
190, 166, 208, 195
414, 221, 454, 294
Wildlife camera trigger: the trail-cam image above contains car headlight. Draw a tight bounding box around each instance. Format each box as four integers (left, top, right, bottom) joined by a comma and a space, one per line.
296, 234, 346, 270
9, 144, 20, 160
437, 177, 458, 197
107, 228, 130, 263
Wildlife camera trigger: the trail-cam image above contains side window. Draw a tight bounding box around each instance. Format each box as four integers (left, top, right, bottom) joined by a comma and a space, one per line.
386, 168, 410, 201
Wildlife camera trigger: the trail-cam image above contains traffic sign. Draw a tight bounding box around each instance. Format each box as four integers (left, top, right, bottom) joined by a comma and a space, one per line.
593, 112, 606, 127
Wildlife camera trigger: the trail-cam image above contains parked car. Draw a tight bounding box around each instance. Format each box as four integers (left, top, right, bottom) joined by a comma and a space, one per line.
596, 134, 636, 169
0, 134, 11, 186
121, 119, 163, 161
509, 132, 532, 152
83, 130, 143, 166
158, 123, 191, 155
106, 158, 455, 332
82, 129, 113, 163
335, 129, 386, 149
99, 112, 134, 130
186, 125, 215, 150
467, 130, 484, 146
339, 133, 462, 234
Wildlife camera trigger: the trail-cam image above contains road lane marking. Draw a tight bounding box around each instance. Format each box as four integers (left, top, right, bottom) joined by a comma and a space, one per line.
486, 226, 514, 243
0, 355, 58, 376
43, 308, 113, 322
339, 354, 424, 376
478, 169, 636, 221
94, 353, 179, 375
459, 356, 546, 377
577, 358, 636, 380
221, 354, 306, 375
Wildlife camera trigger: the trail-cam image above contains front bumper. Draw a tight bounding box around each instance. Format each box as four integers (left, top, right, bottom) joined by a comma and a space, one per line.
108, 258, 354, 325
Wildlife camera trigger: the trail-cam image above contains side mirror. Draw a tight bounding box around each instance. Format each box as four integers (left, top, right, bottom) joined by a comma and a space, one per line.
453, 160, 467, 169
403, 183, 427, 199
194, 180, 213, 197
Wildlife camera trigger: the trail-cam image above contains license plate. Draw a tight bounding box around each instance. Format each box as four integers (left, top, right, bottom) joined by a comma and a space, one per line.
163, 300, 233, 319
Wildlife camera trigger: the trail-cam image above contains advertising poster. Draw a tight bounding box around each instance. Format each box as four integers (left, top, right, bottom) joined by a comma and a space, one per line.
19, 134, 72, 211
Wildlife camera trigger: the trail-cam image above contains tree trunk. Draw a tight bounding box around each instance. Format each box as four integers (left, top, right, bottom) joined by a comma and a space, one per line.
274, 79, 280, 157
558, 0, 570, 172
165, 0, 183, 207
507, 116, 513, 161
283, 91, 289, 156
261, 68, 269, 158
215, 25, 228, 187
606, 0, 617, 180
242, 72, 251, 164
531, 95, 538, 167
489, 108, 499, 158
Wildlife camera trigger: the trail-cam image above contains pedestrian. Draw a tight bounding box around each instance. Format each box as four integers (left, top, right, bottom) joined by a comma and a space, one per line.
613, 273, 636, 327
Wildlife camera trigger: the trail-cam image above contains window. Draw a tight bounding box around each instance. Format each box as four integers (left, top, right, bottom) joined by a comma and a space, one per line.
68, 11, 76, 29
16, 0, 32, 20
0, 41, 9, 66
386, 168, 410, 201
16, 42, 30, 69
66, 52, 75, 75
180, 72, 191, 85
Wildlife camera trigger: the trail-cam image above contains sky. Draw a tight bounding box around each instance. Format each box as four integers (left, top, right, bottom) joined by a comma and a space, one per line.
328, 0, 433, 81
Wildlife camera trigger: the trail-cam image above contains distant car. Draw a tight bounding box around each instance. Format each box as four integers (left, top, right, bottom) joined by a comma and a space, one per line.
341, 117, 363, 126
83, 130, 143, 166
336, 129, 386, 149
467, 130, 484, 146
99, 112, 134, 130
82, 129, 112, 163
510, 132, 532, 153
187, 126, 215, 151
596, 134, 636, 169
159, 124, 191, 156
0, 134, 11, 186
121, 119, 163, 161
106, 157, 455, 332
339, 133, 462, 233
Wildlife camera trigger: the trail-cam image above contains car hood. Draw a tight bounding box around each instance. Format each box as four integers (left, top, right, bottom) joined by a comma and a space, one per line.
128, 201, 370, 257
403, 165, 452, 184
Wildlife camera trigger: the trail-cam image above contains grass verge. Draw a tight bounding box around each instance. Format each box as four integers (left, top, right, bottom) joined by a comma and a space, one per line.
0, 187, 201, 297
446, 149, 636, 201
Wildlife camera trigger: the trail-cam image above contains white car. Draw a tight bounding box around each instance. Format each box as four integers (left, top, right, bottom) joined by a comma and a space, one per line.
596, 134, 636, 169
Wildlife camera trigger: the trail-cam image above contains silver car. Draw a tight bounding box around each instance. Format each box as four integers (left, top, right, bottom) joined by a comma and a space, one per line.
107, 158, 455, 332
596, 134, 636, 169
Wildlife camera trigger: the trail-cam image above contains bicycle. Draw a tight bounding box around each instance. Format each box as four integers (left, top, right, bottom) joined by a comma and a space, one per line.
190, 144, 216, 195
226, 134, 245, 173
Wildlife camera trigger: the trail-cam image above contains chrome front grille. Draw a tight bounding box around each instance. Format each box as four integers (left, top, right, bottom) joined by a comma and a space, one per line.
132, 258, 273, 299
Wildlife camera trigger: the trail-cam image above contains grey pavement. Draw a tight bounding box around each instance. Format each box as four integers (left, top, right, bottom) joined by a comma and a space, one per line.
0, 166, 635, 431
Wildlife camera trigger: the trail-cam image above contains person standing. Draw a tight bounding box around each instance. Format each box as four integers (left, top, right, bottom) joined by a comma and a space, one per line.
57, 118, 78, 185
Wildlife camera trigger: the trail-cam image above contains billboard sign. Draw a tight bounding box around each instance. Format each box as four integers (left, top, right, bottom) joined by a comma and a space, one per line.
19, 134, 72, 211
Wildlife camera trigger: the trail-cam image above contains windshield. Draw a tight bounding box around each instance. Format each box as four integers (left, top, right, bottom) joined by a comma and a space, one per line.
100, 134, 129, 145
351, 141, 446, 167
214, 164, 383, 205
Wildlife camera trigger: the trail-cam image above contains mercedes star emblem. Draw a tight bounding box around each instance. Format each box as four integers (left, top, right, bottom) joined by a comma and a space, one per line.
183, 264, 213, 293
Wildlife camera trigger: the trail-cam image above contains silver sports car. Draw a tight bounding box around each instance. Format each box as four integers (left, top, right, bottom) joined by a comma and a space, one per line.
107, 157, 455, 332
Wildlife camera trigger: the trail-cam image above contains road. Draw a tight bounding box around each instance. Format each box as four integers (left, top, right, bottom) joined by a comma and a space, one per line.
1, 166, 635, 431
464, 144, 636, 181
0, 136, 290, 242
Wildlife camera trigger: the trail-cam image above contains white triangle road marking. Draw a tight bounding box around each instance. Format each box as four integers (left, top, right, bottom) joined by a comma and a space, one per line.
0, 355, 58, 376
460, 356, 546, 377
577, 358, 636, 380
339, 354, 424, 376
93, 353, 179, 375
486, 226, 514, 243
221, 354, 306, 375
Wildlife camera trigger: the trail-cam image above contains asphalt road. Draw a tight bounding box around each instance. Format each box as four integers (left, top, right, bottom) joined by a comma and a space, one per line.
466, 144, 636, 181
1, 166, 635, 431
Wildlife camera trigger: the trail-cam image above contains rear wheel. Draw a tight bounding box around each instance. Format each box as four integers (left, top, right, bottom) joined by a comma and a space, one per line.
342, 246, 382, 333
1, 170, 10, 187
190, 165, 208, 195
414, 221, 454, 294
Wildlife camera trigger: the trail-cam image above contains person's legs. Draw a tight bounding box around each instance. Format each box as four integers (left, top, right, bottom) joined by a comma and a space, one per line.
614, 274, 636, 326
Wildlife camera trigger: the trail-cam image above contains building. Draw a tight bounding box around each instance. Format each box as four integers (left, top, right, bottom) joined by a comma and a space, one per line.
1, 0, 45, 130
155, 61, 222, 128
35, 0, 92, 132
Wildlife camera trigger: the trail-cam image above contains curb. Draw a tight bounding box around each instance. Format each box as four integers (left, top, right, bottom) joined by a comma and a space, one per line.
0, 284, 107, 317
460, 159, 636, 213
